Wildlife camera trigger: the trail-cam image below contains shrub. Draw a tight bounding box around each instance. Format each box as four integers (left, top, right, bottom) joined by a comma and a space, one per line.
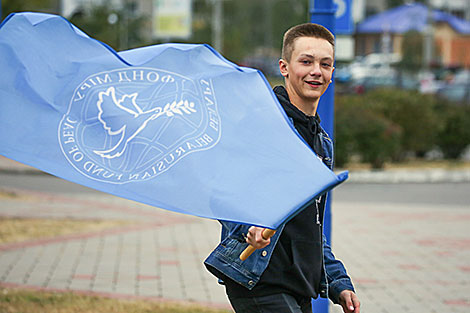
363, 89, 443, 159
335, 89, 469, 166
436, 104, 470, 159
335, 94, 402, 169
334, 95, 359, 167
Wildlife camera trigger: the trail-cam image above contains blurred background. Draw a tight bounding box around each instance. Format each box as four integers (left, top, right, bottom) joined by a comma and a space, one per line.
1, 0, 469, 169
1, 2, 470, 313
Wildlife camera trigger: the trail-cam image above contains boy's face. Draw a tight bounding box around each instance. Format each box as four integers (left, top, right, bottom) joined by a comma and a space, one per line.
280, 36, 334, 107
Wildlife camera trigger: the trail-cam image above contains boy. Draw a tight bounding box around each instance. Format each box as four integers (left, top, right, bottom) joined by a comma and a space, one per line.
205, 23, 360, 313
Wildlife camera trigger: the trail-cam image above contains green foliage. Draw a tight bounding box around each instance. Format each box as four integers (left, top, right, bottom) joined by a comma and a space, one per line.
361, 88, 443, 159
168, 0, 309, 63
386, 0, 406, 8
1, 0, 58, 20
436, 105, 470, 159
1, 0, 146, 51
398, 31, 423, 71
191, 0, 213, 45
334, 89, 470, 168
335, 94, 402, 169
1, 0, 309, 64
69, 2, 145, 51
221, 0, 308, 62
356, 112, 402, 169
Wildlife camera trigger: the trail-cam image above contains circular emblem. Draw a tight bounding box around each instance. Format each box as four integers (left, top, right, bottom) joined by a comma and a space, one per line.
58, 68, 221, 183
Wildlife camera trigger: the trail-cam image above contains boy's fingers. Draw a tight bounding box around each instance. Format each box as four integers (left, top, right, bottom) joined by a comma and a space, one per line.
339, 290, 360, 313
351, 293, 361, 312
246, 226, 270, 248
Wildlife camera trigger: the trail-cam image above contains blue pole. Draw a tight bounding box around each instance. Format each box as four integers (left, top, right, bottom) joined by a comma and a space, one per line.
309, 1, 336, 313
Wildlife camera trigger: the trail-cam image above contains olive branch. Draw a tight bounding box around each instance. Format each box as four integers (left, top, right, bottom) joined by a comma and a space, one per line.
150, 100, 196, 120
163, 100, 196, 117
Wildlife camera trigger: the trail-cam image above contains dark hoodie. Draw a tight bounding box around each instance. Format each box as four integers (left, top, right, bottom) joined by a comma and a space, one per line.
224, 85, 326, 301
273, 85, 325, 156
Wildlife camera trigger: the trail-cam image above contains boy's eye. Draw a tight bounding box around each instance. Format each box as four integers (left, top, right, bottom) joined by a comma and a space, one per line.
322, 63, 331, 67
300, 60, 311, 64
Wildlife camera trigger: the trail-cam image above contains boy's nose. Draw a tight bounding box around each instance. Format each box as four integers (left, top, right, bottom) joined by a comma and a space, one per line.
309, 63, 322, 76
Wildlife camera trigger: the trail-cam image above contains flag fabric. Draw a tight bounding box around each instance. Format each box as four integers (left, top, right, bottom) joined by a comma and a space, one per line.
0, 12, 348, 229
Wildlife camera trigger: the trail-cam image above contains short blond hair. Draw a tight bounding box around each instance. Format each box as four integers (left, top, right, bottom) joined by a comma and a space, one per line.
281, 23, 335, 62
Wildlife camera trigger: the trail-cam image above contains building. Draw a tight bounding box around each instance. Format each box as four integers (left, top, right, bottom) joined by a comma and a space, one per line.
355, 2, 470, 68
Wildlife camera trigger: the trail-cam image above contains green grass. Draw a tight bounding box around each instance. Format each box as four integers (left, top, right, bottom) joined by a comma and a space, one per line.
0, 216, 132, 245
0, 216, 231, 312
0, 288, 231, 313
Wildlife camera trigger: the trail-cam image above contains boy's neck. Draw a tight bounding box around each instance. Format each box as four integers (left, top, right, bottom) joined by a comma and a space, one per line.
285, 85, 319, 117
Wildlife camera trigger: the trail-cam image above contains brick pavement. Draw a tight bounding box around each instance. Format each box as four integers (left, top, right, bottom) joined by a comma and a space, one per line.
329, 199, 470, 313
0, 187, 229, 309
1, 156, 469, 312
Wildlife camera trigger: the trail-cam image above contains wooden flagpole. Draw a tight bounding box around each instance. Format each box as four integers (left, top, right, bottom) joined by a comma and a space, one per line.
239, 228, 276, 261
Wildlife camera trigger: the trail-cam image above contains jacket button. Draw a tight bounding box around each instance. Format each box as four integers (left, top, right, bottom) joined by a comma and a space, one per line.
261, 250, 267, 257
248, 280, 255, 286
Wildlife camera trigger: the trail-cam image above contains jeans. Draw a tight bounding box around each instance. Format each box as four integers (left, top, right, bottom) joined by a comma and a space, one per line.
228, 293, 313, 313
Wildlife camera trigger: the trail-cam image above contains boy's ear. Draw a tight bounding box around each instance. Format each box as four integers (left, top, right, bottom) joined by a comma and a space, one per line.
279, 59, 288, 78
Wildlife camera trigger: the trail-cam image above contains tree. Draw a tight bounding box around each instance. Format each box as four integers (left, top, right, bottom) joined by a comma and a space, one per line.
398, 31, 423, 72
69, 1, 146, 51
190, 0, 213, 45
221, 0, 308, 63
2, 0, 58, 20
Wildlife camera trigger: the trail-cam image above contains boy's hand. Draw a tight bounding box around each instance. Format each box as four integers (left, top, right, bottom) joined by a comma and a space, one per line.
246, 226, 271, 249
339, 290, 360, 313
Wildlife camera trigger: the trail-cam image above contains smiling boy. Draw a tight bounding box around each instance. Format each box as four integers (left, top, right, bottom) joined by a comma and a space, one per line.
205, 23, 360, 313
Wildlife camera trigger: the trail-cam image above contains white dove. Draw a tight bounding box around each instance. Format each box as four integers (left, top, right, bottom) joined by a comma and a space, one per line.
94, 86, 195, 159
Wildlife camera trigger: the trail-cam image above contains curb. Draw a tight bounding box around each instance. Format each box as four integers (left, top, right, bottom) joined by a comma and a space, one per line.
2, 157, 470, 183
346, 168, 470, 183
0, 168, 51, 176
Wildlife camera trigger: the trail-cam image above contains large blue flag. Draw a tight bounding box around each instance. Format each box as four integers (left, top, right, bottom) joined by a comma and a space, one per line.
0, 12, 347, 229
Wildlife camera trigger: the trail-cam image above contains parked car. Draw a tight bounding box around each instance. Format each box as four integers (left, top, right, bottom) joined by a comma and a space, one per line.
436, 83, 470, 104
338, 74, 419, 94
418, 70, 445, 94
453, 69, 470, 84
337, 53, 401, 83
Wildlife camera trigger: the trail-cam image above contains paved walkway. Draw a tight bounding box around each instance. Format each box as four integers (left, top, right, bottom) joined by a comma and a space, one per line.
1, 156, 469, 312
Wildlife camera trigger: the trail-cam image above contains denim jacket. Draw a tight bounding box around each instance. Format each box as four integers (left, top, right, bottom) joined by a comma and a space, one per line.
204, 118, 354, 304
